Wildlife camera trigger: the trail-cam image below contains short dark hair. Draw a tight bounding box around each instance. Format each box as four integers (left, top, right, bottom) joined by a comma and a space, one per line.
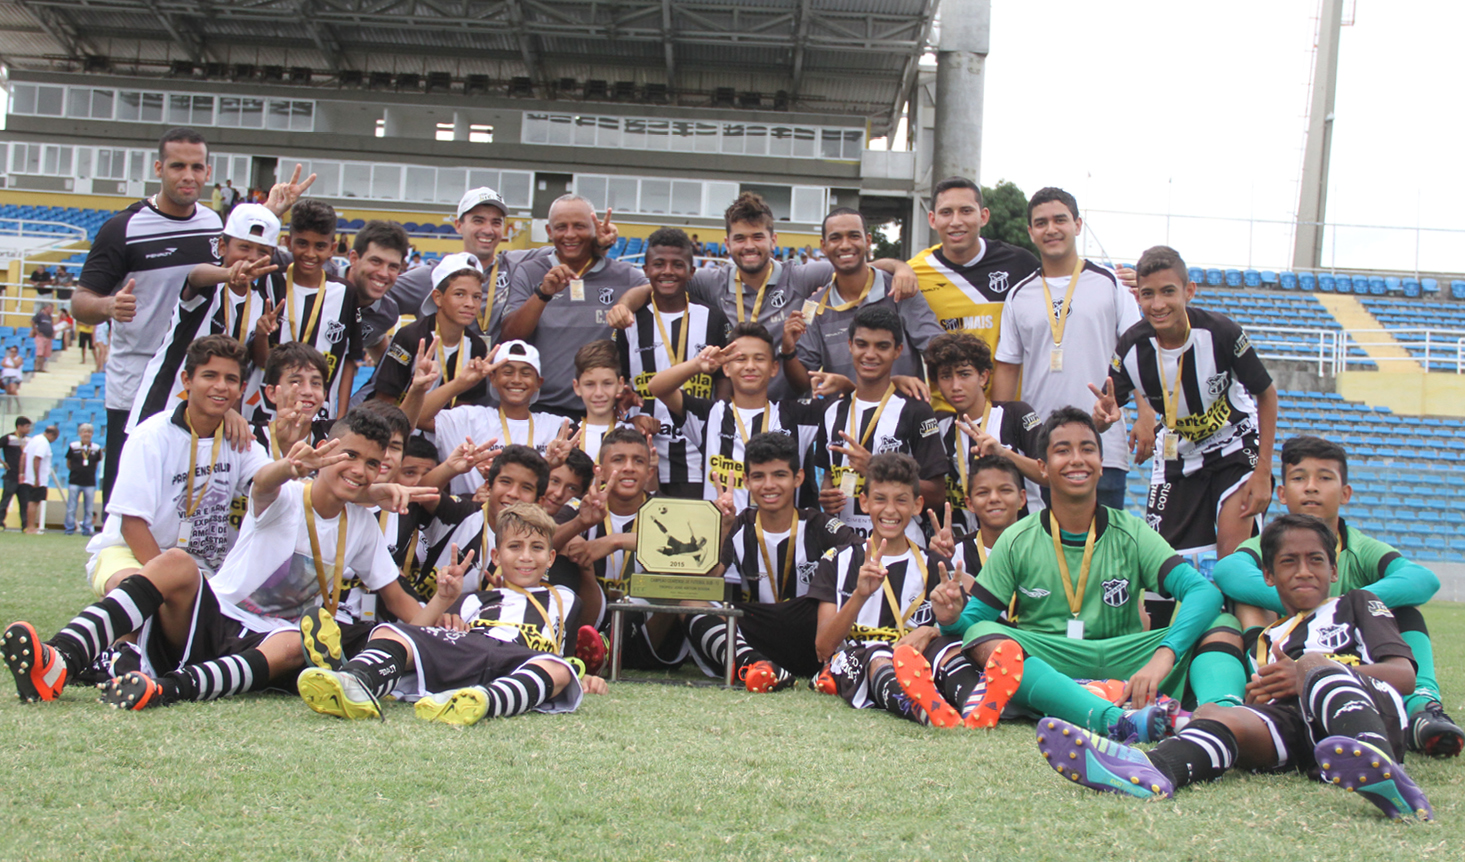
264, 341, 329, 387
821, 206, 867, 240
865, 452, 921, 498
15, 416, 31, 429
1037, 406, 1102, 458
924, 331, 993, 377
600, 425, 649, 454
1136, 245, 1189, 282
328, 407, 393, 450
290, 198, 337, 237
183, 333, 248, 378
158, 127, 206, 160
359, 400, 411, 444
849, 305, 903, 348
932, 177, 982, 211
646, 227, 694, 259
353, 220, 410, 259
486, 444, 550, 497
1281, 435, 1348, 485
728, 321, 774, 347
1260, 513, 1337, 574
969, 454, 1024, 496
403, 436, 439, 462
1027, 187, 1079, 223
724, 192, 775, 233
744, 431, 801, 473
562, 448, 595, 494
574, 340, 621, 377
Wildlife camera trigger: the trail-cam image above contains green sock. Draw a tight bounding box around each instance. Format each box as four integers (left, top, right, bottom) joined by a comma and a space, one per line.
1012, 655, 1122, 733
1188, 644, 1247, 707
1401, 629, 1440, 715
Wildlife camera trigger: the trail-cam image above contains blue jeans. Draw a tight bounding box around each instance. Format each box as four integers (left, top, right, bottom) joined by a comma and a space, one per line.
65, 484, 95, 535
1097, 467, 1127, 512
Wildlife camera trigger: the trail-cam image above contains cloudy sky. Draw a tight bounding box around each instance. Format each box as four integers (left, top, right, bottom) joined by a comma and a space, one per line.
976, 0, 1460, 274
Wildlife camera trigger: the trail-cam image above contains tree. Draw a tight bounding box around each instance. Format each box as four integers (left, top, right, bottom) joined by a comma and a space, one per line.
870, 220, 903, 260
981, 180, 1038, 255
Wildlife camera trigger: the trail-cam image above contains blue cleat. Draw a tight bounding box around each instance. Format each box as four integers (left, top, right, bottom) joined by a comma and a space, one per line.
1108, 699, 1179, 743
1315, 736, 1433, 820
1037, 717, 1174, 799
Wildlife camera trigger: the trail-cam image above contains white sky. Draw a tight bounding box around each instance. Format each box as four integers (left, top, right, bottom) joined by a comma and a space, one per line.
977, 0, 1464, 274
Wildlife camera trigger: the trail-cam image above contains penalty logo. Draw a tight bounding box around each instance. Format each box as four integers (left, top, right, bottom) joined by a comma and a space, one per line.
1101, 578, 1130, 608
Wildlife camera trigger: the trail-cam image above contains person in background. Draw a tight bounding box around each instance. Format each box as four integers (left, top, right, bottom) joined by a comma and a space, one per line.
30, 302, 53, 374
64, 423, 103, 536
21, 424, 58, 534
210, 183, 224, 215
1, 346, 23, 399
0, 417, 31, 531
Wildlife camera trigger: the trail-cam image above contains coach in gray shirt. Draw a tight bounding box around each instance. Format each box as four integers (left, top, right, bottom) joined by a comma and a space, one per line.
390, 187, 517, 341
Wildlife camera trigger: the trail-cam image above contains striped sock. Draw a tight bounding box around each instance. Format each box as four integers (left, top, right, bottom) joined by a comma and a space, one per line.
49, 575, 164, 673
937, 653, 985, 717
161, 649, 271, 702
1145, 718, 1238, 789
687, 612, 762, 672
1304, 667, 1392, 750
341, 638, 410, 699
484, 663, 556, 718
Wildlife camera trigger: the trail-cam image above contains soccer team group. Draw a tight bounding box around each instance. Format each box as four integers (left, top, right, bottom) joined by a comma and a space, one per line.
2, 128, 1458, 821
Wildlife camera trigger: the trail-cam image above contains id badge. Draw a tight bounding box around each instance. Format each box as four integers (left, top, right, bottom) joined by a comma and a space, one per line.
800, 299, 820, 320
1066, 618, 1084, 640
176, 520, 192, 547
361, 593, 377, 622
1163, 433, 1179, 461
570, 279, 586, 301
1049, 347, 1064, 372
839, 470, 858, 497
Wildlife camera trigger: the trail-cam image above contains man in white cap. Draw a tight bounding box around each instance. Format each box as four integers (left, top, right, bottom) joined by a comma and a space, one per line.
126, 202, 281, 432
371, 252, 492, 407
417, 339, 563, 496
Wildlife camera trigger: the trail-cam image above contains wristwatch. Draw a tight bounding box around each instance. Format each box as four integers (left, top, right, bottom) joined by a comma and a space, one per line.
778, 349, 797, 360
533, 286, 554, 303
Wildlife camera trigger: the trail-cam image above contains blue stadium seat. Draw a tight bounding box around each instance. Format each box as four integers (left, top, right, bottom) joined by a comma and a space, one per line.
1279, 272, 1298, 290
1260, 270, 1278, 285
1298, 273, 1316, 291
1187, 267, 1204, 285
1451, 280, 1465, 300
1243, 269, 1261, 288
1335, 274, 1353, 295
1402, 278, 1420, 298
1318, 274, 1335, 293
1205, 268, 1224, 286
1421, 277, 1439, 295
1225, 269, 1243, 287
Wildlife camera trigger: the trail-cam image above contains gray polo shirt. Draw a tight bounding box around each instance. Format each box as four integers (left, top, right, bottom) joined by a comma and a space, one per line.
793, 268, 944, 383
389, 249, 524, 341
502, 251, 649, 412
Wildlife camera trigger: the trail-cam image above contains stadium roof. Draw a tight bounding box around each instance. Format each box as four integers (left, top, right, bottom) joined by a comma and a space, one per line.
0, 0, 939, 135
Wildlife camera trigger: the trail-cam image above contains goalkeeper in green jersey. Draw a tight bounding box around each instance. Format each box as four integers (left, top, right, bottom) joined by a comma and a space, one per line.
932, 407, 1246, 742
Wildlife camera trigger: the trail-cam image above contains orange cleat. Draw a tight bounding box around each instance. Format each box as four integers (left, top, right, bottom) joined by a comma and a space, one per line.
575, 625, 609, 676
965, 638, 1024, 729
100, 671, 166, 711
3, 621, 67, 702
811, 667, 838, 695
740, 660, 796, 693
892, 645, 963, 728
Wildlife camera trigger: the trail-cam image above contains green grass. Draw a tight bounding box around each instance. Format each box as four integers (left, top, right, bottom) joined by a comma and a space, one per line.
0, 533, 1461, 862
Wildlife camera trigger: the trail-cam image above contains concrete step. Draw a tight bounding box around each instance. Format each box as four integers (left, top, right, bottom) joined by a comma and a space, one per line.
1315, 293, 1424, 373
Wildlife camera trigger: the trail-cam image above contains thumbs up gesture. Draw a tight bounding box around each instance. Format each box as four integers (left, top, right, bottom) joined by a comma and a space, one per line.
110, 279, 137, 323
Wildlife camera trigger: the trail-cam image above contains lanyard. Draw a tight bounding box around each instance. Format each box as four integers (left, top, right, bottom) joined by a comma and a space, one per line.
1051, 515, 1098, 617
816, 269, 874, 316
302, 481, 349, 615
847, 385, 896, 451
732, 402, 770, 446
879, 549, 927, 636
650, 302, 690, 367
733, 262, 773, 323
478, 256, 501, 336
498, 407, 533, 447
754, 513, 799, 602
182, 409, 224, 520
435, 322, 468, 408
225, 287, 252, 342
603, 504, 642, 582
284, 265, 325, 345
267, 420, 281, 460
956, 403, 992, 499
1039, 258, 1086, 349
508, 582, 566, 653
1158, 332, 1191, 433
578, 419, 609, 462
480, 501, 499, 585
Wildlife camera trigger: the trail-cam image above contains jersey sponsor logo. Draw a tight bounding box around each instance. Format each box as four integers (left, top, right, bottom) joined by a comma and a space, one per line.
709, 455, 745, 489
826, 517, 846, 534
919, 418, 940, 438
1110, 354, 1122, 371
1233, 331, 1252, 357
1366, 599, 1393, 618
1101, 578, 1130, 608
599, 287, 615, 305
1204, 373, 1229, 400
940, 314, 996, 332
989, 270, 1011, 293
1017, 585, 1050, 599
388, 343, 412, 365
1314, 623, 1350, 651
1174, 395, 1234, 442
323, 319, 346, 345
145, 246, 179, 260
1148, 481, 1171, 514
769, 290, 789, 309
1021, 411, 1041, 431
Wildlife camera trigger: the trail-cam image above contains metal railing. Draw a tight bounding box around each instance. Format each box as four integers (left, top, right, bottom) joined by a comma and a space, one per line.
1243, 326, 1340, 376
1336, 328, 1465, 374
0, 218, 87, 250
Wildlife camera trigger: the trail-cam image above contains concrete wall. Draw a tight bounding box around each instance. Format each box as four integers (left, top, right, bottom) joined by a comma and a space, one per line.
1338, 371, 1465, 417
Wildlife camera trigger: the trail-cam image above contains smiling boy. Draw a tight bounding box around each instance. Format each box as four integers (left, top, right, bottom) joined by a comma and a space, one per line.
373, 252, 492, 407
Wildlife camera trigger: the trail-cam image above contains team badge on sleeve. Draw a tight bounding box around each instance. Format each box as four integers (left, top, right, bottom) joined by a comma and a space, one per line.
1233, 331, 1252, 357
388, 343, 412, 366
920, 418, 940, 438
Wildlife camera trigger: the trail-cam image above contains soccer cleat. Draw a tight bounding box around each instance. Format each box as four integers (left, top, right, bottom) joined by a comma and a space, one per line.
414, 686, 492, 726
1315, 736, 1433, 820
300, 608, 345, 671
740, 660, 796, 694
1408, 702, 1464, 759
966, 638, 1023, 729
891, 645, 962, 728
99, 671, 166, 711
3, 621, 67, 702
1036, 717, 1173, 799
575, 625, 608, 676
297, 667, 382, 721
1108, 700, 1180, 744
810, 667, 838, 695
74, 642, 143, 688
1076, 678, 1126, 704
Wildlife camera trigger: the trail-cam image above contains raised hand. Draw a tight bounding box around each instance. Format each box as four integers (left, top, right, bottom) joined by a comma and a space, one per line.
606, 303, 634, 330
854, 536, 889, 598
928, 502, 956, 559
616, 382, 643, 414
711, 471, 737, 521
808, 371, 853, 399
956, 415, 1002, 458
594, 207, 618, 250
577, 466, 610, 525
544, 419, 575, 468
694, 342, 743, 375
366, 483, 442, 512
1089, 378, 1123, 431
434, 544, 474, 606
266, 163, 317, 216
288, 437, 345, 477
930, 560, 967, 626
818, 483, 846, 515
541, 264, 576, 297
227, 256, 277, 291
255, 296, 281, 340
411, 335, 441, 391
273, 400, 313, 453
780, 310, 807, 354
829, 431, 872, 476
110, 279, 137, 323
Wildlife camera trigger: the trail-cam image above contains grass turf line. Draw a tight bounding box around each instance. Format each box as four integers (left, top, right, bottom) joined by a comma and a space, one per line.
0, 533, 1459, 862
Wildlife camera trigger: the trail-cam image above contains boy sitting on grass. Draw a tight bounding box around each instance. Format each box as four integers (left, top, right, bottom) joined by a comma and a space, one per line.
1038, 514, 1432, 821
298, 502, 604, 725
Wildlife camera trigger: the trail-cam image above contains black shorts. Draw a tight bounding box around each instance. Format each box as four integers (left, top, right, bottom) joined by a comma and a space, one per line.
20, 484, 46, 505
378, 623, 554, 695
137, 576, 278, 676
827, 635, 962, 709
1238, 668, 1407, 775
77, 331, 93, 349
734, 596, 822, 678
1146, 442, 1263, 555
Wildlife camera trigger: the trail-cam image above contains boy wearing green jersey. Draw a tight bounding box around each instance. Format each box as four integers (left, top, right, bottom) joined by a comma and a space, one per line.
932, 407, 1246, 742
1213, 435, 1461, 757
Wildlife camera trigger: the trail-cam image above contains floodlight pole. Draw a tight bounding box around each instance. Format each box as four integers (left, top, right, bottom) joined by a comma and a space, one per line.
1293, 0, 1344, 271
931, 0, 989, 186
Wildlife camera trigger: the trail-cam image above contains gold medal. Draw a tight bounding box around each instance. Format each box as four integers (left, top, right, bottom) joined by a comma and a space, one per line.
1163, 432, 1179, 461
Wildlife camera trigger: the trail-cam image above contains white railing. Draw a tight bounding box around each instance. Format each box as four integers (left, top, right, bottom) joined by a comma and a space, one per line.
1336, 328, 1465, 375
1243, 326, 1340, 376
0, 218, 87, 252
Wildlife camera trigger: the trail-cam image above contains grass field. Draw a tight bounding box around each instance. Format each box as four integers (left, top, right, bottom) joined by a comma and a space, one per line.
0, 533, 1461, 862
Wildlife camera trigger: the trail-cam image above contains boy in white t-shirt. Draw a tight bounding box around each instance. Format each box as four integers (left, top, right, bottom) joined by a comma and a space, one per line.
85, 335, 272, 594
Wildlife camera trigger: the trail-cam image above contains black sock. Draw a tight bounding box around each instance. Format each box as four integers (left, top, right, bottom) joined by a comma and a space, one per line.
160, 649, 271, 703
484, 663, 556, 718
687, 612, 763, 672
1145, 718, 1239, 790
868, 651, 921, 723
1303, 666, 1393, 752
49, 575, 164, 673
937, 653, 984, 716
341, 638, 410, 699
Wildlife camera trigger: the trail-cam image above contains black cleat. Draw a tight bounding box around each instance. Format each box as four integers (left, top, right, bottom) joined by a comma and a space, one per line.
1409, 702, 1464, 758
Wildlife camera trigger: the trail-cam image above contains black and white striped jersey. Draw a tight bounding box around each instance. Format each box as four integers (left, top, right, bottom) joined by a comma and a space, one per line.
806, 542, 947, 646
674, 395, 824, 510
243, 257, 362, 422
616, 297, 730, 486
580, 507, 644, 597
450, 584, 582, 657
571, 416, 641, 464
720, 508, 858, 603
938, 400, 1043, 535
814, 391, 947, 537
1109, 306, 1271, 476
419, 493, 498, 594
1249, 590, 1414, 675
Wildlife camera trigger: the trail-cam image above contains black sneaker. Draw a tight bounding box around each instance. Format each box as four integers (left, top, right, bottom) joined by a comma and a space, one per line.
1409, 702, 1464, 758
74, 642, 142, 687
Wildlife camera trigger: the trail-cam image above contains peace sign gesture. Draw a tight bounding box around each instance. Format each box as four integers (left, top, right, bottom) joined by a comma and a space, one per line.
955, 414, 1002, 459
1089, 378, 1123, 432
255, 296, 281, 340
930, 559, 968, 625
710, 470, 737, 522
287, 437, 345, 478
265, 163, 318, 216
544, 418, 578, 469
927, 501, 956, 559
227, 256, 277, 291
829, 430, 872, 475
594, 207, 618, 250
434, 544, 476, 606
576, 465, 611, 525
410, 335, 441, 392
855, 535, 889, 598
693, 342, 744, 375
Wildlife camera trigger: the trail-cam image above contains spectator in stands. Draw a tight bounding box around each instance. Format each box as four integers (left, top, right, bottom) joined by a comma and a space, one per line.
221, 178, 238, 213
0, 417, 30, 531
406, 252, 423, 271
210, 183, 223, 215
56, 308, 75, 350
1, 346, 22, 398
28, 266, 50, 297
336, 233, 348, 256
92, 320, 108, 373
30, 302, 53, 374
691, 233, 704, 256
53, 266, 74, 302
20, 424, 57, 534
63, 423, 102, 536
76, 319, 94, 366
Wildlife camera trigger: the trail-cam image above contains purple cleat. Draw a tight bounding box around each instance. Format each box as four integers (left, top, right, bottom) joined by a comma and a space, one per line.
1037, 717, 1174, 799
1315, 736, 1433, 820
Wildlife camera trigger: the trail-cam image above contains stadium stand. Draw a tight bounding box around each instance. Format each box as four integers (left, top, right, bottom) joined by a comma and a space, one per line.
1191, 288, 1377, 368
1357, 296, 1465, 371
0, 204, 110, 243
